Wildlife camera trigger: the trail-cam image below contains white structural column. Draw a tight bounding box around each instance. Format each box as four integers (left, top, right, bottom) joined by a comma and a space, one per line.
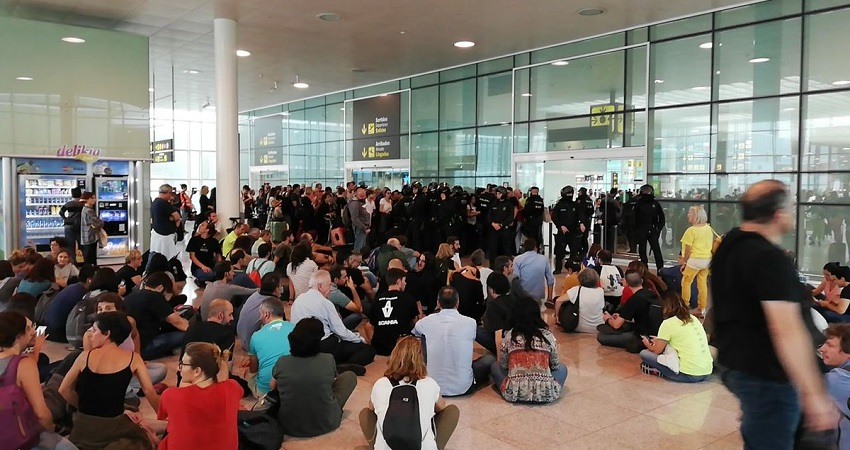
214, 17, 240, 227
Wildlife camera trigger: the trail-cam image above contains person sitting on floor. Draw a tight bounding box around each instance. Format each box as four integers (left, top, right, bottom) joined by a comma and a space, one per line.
237, 273, 284, 350
819, 324, 850, 449
290, 270, 375, 375
0, 311, 75, 450
814, 265, 850, 323
414, 286, 495, 396
360, 335, 460, 450
271, 317, 357, 438
95, 293, 168, 396
115, 250, 145, 296
44, 264, 96, 342
328, 265, 366, 331
248, 298, 294, 395
597, 250, 624, 308
53, 248, 79, 289
199, 261, 258, 318
229, 250, 260, 289
299, 232, 336, 266
159, 342, 241, 450
246, 243, 276, 283
124, 272, 190, 360
366, 268, 421, 356
554, 268, 605, 333
59, 312, 160, 449
639, 292, 713, 383
476, 273, 515, 355
491, 296, 567, 403
597, 270, 663, 353
186, 221, 222, 289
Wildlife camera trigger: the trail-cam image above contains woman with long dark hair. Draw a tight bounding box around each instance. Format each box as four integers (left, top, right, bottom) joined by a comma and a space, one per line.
405, 251, 441, 315
491, 296, 566, 403
286, 242, 318, 300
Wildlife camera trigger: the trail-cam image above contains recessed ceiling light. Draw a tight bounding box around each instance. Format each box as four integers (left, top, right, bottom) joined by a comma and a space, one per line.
551, 60, 569, 66
184, 69, 200, 74
281, 111, 291, 116
292, 76, 309, 89
148, 87, 154, 92
16, 76, 33, 81
352, 68, 367, 73
654, 79, 664, 84
843, 147, 850, 150
400, 31, 406, 35
316, 12, 342, 22
454, 41, 475, 48
577, 7, 606, 16
61, 37, 85, 44
749, 57, 770, 63
521, 93, 533, 97
236, 49, 251, 57
691, 86, 709, 91
833, 80, 850, 86
699, 42, 713, 49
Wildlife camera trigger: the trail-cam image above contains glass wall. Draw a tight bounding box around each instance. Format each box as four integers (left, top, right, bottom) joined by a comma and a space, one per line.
240, 0, 850, 273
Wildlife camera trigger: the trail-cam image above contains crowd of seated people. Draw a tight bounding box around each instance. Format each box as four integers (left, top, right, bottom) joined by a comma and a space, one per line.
5, 178, 850, 450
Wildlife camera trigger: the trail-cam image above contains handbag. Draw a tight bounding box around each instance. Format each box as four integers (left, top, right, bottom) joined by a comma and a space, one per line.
558, 287, 581, 332
98, 228, 109, 248
237, 410, 283, 450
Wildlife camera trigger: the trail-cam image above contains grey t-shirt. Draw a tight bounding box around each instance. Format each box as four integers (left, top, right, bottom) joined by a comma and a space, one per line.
236, 292, 276, 349
327, 285, 352, 310
200, 281, 257, 319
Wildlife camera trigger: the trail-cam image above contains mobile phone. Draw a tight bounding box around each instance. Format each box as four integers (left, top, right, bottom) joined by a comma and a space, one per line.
36, 326, 47, 336
640, 335, 651, 341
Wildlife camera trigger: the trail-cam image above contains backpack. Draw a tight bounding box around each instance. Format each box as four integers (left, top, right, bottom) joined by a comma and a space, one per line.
380, 379, 428, 450
0, 355, 42, 450
366, 247, 382, 274
558, 287, 581, 332
65, 289, 104, 349
248, 259, 271, 287
34, 286, 61, 324
342, 200, 353, 227
237, 410, 283, 450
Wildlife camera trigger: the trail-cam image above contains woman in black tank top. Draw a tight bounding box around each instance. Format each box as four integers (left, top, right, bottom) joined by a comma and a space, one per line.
59, 312, 161, 415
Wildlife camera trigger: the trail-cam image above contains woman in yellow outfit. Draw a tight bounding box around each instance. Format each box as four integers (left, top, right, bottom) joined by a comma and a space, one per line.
679, 206, 715, 318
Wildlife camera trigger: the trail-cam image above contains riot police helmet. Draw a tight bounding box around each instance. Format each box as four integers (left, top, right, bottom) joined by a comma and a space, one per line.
560, 186, 575, 198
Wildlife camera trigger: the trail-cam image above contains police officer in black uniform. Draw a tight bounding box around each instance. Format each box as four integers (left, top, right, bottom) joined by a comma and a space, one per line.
522, 186, 546, 253
477, 185, 494, 256
633, 184, 666, 269
408, 182, 429, 252
436, 187, 458, 245
551, 186, 580, 274
487, 186, 514, 267
575, 187, 595, 259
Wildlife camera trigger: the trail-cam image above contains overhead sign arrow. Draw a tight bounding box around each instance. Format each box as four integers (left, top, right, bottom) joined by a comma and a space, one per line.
361, 124, 367, 135
362, 148, 368, 157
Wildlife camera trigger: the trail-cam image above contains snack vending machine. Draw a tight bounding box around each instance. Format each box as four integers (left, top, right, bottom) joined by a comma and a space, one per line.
94, 175, 130, 259
19, 175, 87, 251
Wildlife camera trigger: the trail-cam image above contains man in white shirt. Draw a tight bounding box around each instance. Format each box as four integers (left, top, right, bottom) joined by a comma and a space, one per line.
413, 286, 495, 396
447, 236, 462, 269
290, 269, 375, 375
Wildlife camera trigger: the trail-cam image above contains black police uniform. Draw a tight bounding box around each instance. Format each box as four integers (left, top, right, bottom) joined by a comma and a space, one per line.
409, 190, 429, 252
522, 193, 546, 250
634, 193, 666, 269
575, 192, 595, 258
551, 192, 579, 273
487, 195, 514, 266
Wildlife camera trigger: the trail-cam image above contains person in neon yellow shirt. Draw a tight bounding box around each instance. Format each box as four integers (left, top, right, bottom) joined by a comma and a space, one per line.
221, 223, 248, 258
640, 292, 713, 382
679, 205, 715, 318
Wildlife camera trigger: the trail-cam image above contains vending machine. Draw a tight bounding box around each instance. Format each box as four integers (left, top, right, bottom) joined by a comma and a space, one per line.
94, 175, 130, 259
17, 160, 88, 251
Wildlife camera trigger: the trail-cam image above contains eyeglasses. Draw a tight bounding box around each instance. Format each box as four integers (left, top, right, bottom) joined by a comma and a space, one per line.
178, 360, 191, 370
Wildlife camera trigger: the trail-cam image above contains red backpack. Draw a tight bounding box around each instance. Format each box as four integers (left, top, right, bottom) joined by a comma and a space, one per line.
248, 259, 271, 287
0, 355, 42, 450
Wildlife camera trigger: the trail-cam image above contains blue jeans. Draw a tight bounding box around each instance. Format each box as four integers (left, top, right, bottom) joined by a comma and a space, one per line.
812, 304, 850, 323
141, 331, 185, 361
342, 313, 362, 331
639, 350, 710, 383
354, 228, 367, 252
490, 360, 568, 393
722, 370, 801, 450
193, 268, 218, 287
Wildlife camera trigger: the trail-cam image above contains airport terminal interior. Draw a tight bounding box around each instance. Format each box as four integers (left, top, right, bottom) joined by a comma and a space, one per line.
2, 0, 850, 448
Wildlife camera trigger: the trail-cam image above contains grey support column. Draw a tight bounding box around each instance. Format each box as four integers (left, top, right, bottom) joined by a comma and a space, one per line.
214, 17, 240, 230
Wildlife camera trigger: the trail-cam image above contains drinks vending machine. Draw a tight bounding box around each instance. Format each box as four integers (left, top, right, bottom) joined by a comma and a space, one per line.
94, 175, 130, 259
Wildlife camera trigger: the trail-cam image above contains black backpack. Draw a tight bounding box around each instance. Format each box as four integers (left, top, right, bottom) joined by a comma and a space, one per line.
558, 287, 581, 332
65, 290, 104, 349
237, 410, 282, 450
380, 379, 428, 450
34, 286, 61, 324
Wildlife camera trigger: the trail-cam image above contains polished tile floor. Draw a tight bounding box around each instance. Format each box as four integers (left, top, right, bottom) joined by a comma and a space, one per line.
42, 249, 744, 449
43, 309, 743, 450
